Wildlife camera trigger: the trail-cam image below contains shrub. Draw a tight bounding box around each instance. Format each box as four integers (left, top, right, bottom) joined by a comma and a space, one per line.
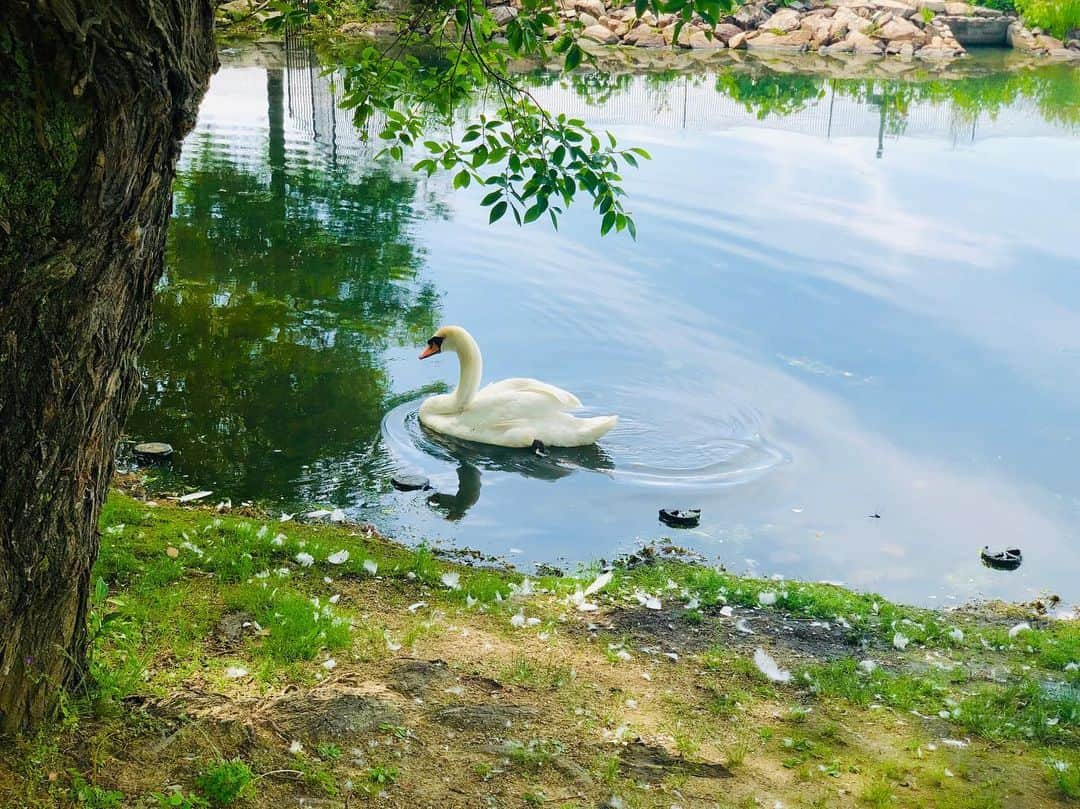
195, 759, 255, 806
1016, 0, 1080, 38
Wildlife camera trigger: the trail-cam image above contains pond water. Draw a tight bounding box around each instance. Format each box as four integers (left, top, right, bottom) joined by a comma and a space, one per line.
128, 43, 1080, 606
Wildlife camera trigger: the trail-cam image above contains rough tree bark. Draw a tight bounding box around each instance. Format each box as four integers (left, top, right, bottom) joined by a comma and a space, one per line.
0, 1, 216, 734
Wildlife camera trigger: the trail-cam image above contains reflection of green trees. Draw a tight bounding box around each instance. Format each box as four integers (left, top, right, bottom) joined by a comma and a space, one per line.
715, 70, 826, 119
131, 108, 439, 503
832, 64, 1080, 129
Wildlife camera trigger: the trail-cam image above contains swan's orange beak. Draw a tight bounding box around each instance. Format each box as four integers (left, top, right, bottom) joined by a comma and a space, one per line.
419, 343, 440, 360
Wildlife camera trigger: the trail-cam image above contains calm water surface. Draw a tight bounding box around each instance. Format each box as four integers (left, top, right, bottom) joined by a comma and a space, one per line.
129, 45, 1080, 606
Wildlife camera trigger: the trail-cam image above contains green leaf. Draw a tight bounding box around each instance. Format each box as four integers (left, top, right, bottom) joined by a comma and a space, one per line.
453, 170, 471, 189
489, 200, 508, 223
635, 0, 648, 16
600, 210, 616, 236
481, 190, 503, 206
565, 44, 582, 71
627, 218, 637, 240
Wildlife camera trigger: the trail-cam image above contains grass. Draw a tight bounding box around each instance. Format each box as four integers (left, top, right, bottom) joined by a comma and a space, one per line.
195, 759, 254, 806
1017, 0, 1080, 38
4, 490, 1078, 808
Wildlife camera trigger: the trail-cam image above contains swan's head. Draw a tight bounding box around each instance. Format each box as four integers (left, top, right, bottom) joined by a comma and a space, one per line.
419, 325, 470, 359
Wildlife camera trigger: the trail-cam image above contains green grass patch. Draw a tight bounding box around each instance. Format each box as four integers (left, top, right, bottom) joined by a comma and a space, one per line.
1017, 0, 1080, 38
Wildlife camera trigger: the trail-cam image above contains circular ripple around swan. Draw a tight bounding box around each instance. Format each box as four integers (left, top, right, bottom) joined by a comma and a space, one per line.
380, 395, 788, 490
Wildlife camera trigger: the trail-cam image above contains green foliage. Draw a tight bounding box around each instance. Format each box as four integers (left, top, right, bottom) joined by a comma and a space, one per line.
152, 791, 211, 809
970, 0, 1015, 12
1017, 0, 1080, 38
266, 0, 654, 236
920, 6, 935, 23
69, 774, 123, 809
366, 764, 399, 784
195, 759, 255, 806
503, 738, 565, 770
1047, 755, 1080, 800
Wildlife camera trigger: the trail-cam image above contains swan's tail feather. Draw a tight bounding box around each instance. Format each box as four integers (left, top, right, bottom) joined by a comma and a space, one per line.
578, 414, 618, 445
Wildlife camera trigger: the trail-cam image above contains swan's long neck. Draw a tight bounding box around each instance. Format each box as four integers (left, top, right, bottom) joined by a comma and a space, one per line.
451, 330, 483, 410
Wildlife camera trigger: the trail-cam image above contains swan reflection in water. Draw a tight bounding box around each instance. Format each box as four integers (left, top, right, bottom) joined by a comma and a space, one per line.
419, 424, 615, 521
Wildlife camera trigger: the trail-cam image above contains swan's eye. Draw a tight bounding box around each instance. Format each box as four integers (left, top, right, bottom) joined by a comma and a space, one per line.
429, 336, 444, 349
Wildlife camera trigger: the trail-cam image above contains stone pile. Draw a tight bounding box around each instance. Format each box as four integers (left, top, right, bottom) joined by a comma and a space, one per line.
480, 0, 1080, 60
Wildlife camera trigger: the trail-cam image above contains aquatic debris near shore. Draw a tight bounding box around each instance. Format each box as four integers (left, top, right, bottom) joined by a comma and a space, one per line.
659, 508, 701, 528
981, 546, 1022, 571
392, 473, 430, 492
753, 648, 791, 683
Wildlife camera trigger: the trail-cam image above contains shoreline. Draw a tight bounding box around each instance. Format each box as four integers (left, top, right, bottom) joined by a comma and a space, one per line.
2, 487, 1075, 806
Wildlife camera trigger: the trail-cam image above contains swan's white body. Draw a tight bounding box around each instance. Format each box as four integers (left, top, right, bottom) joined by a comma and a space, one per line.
418, 326, 618, 448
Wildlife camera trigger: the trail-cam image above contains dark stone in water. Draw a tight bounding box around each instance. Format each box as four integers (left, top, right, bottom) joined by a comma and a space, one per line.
659, 508, 701, 528
133, 441, 173, 461
392, 473, 430, 491
981, 546, 1022, 571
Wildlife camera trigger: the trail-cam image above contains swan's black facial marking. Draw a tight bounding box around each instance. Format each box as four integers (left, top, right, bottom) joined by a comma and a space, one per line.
419, 334, 444, 359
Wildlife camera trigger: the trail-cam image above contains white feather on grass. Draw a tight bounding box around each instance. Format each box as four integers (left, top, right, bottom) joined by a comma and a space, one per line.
295, 552, 314, 567
583, 570, 613, 597
1008, 622, 1031, 638
441, 571, 461, 590
735, 618, 754, 635
753, 648, 791, 683
327, 550, 349, 565
893, 632, 910, 650
362, 559, 377, 575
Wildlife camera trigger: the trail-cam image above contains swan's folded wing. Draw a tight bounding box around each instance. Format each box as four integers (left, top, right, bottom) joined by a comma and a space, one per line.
481, 378, 582, 410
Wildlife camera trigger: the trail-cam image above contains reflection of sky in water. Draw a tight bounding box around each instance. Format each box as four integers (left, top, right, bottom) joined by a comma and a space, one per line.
138, 54, 1080, 607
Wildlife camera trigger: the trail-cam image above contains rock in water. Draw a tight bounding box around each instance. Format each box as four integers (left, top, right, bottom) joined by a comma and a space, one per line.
133, 441, 173, 461
392, 473, 430, 491
659, 508, 701, 528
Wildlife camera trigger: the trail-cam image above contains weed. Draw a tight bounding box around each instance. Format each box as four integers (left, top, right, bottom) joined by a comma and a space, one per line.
504, 739, 564, 771
725, 742, 750, 768
1016, 0, 1080, 37
366, 764, 399, 785
524, 791, 547, 806
69, 774, 123, 808
316, 743, 342, 761
859, 779, 894, 807
920, 6, 935, 23
195, 759, 254, 806
1046, 755, 1079, 799
152, 792, 210, 809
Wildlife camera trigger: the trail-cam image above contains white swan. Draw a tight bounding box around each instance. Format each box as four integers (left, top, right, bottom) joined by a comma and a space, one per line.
418, 326, 618, 449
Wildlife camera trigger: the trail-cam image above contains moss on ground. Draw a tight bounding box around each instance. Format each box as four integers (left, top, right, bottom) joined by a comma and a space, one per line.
0, 490, 1077, 808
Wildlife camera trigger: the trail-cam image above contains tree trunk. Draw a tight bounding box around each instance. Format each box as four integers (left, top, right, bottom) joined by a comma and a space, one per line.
0, 1, 216, 735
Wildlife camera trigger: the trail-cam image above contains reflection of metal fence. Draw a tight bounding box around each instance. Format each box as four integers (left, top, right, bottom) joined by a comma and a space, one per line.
284, 29, 382, 164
